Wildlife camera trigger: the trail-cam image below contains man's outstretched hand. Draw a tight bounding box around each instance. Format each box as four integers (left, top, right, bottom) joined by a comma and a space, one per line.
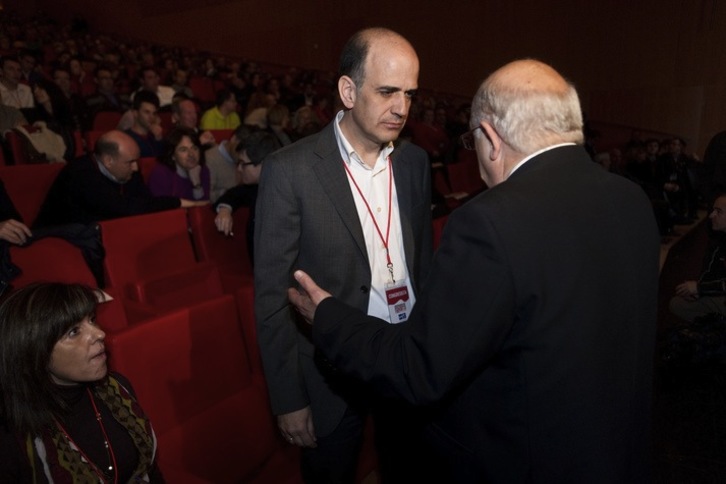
287, 270, 332, 324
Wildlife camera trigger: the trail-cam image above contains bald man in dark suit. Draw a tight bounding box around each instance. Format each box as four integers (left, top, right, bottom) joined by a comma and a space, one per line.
290, 59, 660, 483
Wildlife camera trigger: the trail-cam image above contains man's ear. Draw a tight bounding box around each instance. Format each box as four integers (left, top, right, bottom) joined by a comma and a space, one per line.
481, 121, 502, 161
338, 75, 356, 109
100, 153, 113, 169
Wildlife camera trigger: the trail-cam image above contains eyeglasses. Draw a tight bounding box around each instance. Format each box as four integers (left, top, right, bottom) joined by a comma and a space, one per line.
460, 125, 482, 151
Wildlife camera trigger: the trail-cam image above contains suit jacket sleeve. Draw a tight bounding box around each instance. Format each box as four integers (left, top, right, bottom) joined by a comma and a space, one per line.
254, 154, 309, 415
313, 203, 515, 405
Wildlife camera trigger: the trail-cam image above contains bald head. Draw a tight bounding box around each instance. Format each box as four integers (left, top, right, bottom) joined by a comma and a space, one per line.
471, 59, 583, 155
95, 130, 140, 183
339, 27, 418, 88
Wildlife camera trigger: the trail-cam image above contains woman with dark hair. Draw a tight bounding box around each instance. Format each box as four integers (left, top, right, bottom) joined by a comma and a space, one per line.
147, 126, 210, 200
0, 282, 162, 482
22, 78, 78, 160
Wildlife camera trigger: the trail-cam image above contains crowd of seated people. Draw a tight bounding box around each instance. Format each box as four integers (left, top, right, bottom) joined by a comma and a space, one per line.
592, 132, 707, 236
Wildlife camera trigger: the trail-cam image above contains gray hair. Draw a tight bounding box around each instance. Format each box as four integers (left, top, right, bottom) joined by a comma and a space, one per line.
471, 60, 584, 154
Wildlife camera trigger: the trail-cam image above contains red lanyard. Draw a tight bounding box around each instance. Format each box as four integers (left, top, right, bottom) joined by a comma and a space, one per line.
343, 156, 396, 283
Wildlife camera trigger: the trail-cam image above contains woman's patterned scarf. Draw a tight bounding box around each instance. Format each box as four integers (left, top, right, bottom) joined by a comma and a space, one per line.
24, 375, 157, 483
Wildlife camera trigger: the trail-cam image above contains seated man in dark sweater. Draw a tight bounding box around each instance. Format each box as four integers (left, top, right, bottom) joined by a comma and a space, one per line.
123, 90, 164, 158
214, 130, 281, 264
35, 130, 206, 227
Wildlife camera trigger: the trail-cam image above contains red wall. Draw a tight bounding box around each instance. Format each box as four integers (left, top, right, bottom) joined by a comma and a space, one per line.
9, 0, 726, 153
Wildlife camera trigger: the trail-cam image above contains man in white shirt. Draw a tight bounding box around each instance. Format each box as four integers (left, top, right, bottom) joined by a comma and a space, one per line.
254, 27, 433, 483
0, 56, 34, 109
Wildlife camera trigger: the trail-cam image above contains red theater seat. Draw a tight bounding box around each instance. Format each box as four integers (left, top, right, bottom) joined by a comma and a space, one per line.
0, 163, 64, 226
107, 295, 302, 483
432, 214, 449, 251
9, 237, 97, 289
138, 157, 157, 183
207, 129, 234, 143
99, 209, 223, 315
84, 130, 104, 154
187, 205, 252, 292
92, 111, 123, 131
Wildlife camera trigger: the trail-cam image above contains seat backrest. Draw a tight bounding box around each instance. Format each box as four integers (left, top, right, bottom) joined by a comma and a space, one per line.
99, 208, 197, 290
188, 77, 216, 104
9, 237, 97, 289
138, 156, 157, 183
107, 295, 281, 482
206, 129, 234, 144
432, 214, 449, 251
0, 163, 64, 226
92, 111, 123, 131
84, 130, 104, 155
5, 130, 30, 165
187, 205, 252, 276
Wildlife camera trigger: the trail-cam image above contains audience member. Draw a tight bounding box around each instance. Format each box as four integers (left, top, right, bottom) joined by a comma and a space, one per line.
409, 106, 450, 163
244, 93, 276, 129
85, 66, 130, 119
702, 130, 726, 202
34, 130, 204, 227
0, 180, 31, 245
123, 90, 164, 158
266, 103, 292, 146
0, 98, 27, 136
170, 68, 193, 98
67, 56, 95, 98
289, 105, 321, 142
200, 89, 241, 130
131, 67, 175, 108
18, 49, 44, 85
214, 130, 281, 263
670, 193, 726, 323
0, 282, 163, 482
147, 127, 210, 201
656, 136, 699, 223
255, 27, 433, 484
0, 55, 34, 109
289, 58, 660, 483
170, 95, 215, 145
52, 66, 88, 131
205, 124, 250, 202
22, 79, 77, 160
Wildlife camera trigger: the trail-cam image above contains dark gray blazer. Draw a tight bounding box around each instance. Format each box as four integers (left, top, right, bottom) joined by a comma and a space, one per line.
254, 121, 432, 436
314, 145, 660, 482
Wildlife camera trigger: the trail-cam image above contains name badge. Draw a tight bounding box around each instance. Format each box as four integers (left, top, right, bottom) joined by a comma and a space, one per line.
385, 279, 411, 324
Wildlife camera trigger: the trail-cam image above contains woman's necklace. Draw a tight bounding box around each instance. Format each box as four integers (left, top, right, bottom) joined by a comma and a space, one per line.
55, 388, 119, 483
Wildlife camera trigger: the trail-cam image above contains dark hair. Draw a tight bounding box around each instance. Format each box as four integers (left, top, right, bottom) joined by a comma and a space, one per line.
32, 79, 73, 126
139, 66, 158, 80
0, 55, 20, 70
236, 130, 281, 165
232, 124, 252, 144
94, 134, 120, 158
159, 126, 204, 169
0, 283, 99, 434
133, 89, 160, 111
171, 95, 194, 117
338, 30, 370, 87
215, 88, 234, 108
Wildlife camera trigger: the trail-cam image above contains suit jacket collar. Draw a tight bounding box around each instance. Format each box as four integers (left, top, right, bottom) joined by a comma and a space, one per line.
311, 122, 416, 267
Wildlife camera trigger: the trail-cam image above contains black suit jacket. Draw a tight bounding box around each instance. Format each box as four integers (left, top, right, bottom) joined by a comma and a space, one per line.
35, 156, 180, 228
254, 121, 432, 436
314, 145, 660, 482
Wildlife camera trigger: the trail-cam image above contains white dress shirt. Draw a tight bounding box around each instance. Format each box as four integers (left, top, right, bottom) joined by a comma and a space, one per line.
334, 110, 415, 323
